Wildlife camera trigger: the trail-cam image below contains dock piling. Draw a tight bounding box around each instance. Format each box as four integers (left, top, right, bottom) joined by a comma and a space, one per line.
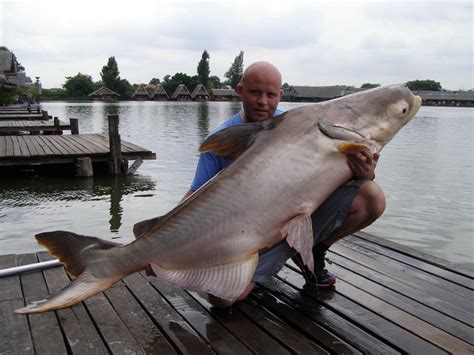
108, 114, 122, 175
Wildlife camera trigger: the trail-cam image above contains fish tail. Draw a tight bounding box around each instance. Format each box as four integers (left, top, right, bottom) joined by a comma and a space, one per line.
15, 231, 130, 314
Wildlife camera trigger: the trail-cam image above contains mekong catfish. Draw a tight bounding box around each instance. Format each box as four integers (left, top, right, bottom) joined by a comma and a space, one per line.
15, 84, 421, 314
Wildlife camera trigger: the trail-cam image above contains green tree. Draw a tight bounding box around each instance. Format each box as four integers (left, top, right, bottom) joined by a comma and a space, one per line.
224, 50, 244, 89
406, 80, 442, 91
197, 50, 210, 89
116, 78, 134, 99
162, 73, 199, 95
100, 57, 121, 92
361, 83, 380, 89
149, 78, 161, 85
63, 73, 95, 97
209, 75, 222, 89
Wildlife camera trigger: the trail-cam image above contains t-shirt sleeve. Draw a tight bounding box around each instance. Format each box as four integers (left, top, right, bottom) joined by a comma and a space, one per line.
191, 152, 224, 191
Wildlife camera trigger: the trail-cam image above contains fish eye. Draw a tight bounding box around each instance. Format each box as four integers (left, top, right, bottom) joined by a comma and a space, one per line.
402, 108, 407, 114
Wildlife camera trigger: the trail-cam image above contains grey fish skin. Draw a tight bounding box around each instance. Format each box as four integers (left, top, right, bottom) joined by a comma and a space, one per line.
15, 84, 421, 314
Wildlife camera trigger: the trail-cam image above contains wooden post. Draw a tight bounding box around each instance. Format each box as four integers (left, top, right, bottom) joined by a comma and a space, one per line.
108, 114, 122, 175
75, 157, 93, 177
42, 110, 49, 119
70, 118, 79, 134
53, 117, 62, 135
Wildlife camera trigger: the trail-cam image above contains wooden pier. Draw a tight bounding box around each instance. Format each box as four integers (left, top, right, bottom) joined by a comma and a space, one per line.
0, 232, 472, 354
0, 114, 155, 176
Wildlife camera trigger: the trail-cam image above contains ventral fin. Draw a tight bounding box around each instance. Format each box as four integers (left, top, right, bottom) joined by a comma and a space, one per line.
318, 122, 365, 142
151, 253, 259, 301
199, 115, 284, 159
281, 214, 314, 272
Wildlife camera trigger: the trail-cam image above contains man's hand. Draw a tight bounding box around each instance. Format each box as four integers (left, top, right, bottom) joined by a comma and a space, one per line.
347, 150, 379, 180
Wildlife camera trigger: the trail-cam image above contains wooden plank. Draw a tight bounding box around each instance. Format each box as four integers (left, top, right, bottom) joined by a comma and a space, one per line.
31, 135, 55, 155
190, 292, 296, 355
276, 266, 448, 354
151, 279, 252, 354
339, 238, 472, 299
237, 298, 330, 354
348, 235, 473, 288
0, 254, 35, 355
0, 255, 23, 301
355, 231, 474, 277
23, 136, 42, 156
122, 272, 215, 354
308, 255, 474, 344
69, 134, 108, 154
17, 253, 68, 354
104, 286, 178, 354
5, 135, 14, 156
59, 136, 94, 155
331, 243, 472, 324
40, 135, 70, 155
82, 287, 146, 354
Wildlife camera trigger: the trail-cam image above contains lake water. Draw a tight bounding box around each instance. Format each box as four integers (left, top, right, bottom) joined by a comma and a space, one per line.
0, 101, 472, 271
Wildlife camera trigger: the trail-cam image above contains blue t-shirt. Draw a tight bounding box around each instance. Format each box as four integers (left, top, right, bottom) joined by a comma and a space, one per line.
191, 109, 283, 191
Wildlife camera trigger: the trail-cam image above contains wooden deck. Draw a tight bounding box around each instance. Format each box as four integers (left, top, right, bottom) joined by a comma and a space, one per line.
0, 120, 71, 135
0, 232, 472, 354
0, 133, 155, 167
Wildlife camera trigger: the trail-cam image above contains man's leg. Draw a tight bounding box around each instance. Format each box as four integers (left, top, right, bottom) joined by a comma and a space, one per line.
293, 180, 386, 287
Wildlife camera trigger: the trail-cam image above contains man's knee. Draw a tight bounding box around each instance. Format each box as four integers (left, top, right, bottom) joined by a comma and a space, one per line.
357, 181, 386, 221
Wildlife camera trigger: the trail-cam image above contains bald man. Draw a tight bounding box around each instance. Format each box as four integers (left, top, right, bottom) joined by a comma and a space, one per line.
184, 61, 385, 307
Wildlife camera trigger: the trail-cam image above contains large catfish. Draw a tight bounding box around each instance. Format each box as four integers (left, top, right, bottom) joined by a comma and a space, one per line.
15, 84, 421, 314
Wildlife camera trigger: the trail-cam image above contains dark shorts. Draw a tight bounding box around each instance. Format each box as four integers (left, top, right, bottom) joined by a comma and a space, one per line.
252, 179, 366, 283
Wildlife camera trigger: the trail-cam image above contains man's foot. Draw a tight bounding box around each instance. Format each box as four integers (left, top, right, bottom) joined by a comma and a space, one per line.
291, 244, 336, 287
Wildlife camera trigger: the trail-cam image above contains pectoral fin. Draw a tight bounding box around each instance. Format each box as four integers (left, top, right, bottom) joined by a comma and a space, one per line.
281, 214, 314, 272
338, 142, 370, 155
199, 115, 285, 159
318, 122, 365, 142
151, 253, 259, 301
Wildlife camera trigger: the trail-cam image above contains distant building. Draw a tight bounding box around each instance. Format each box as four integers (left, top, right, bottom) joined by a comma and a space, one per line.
285, 85, 348, 102
413, 90, 474, 107
149, 84, 169, 101
132, 84, 149, 101
191, 84, 210, 101
210, 88, 239, 101
88, 87, 120, 102
171, 84, 192, 101
0, 50, 18, 90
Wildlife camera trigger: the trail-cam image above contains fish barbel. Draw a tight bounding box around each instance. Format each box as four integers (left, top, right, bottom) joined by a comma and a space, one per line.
15, 84, 421, 314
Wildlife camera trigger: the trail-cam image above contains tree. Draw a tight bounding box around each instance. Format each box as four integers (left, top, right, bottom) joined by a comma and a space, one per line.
209, 75, 222, 89
197, 50, 210, 90
100, 57, 121, 92
406, 80, 442, 91
361, 83, 380, 89
162, 72, 199, 95
224, 51, 244, 89
63, 73, 95, 97
149, 78, 161, 85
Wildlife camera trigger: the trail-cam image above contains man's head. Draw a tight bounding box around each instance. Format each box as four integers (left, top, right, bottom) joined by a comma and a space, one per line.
236, 61, 283, 123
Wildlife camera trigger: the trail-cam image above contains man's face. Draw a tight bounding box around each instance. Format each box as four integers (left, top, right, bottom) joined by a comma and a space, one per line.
236, 71, 282, 123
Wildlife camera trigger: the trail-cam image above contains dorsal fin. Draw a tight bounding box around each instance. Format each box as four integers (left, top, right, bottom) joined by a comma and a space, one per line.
199, 115, 285, 159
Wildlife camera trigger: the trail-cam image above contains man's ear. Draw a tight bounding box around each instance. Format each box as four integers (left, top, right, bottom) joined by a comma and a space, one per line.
236, 83, 243, 95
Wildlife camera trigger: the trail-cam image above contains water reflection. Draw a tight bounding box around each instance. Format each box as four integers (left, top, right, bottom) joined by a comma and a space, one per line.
197, 102, 210, 140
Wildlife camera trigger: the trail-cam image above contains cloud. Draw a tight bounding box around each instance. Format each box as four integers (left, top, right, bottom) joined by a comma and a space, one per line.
1, 0, 472, 90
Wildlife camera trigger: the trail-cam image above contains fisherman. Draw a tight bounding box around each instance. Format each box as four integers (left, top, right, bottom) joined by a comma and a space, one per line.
183, 61, 385, 306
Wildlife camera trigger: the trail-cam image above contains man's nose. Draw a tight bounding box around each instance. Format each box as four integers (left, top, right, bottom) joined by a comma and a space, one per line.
257, 94, 268, 106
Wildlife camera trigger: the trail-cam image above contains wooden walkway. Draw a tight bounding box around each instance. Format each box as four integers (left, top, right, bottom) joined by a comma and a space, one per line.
0, 119, 71, 135
0, 232, 472, 354
0, 133, 155, 166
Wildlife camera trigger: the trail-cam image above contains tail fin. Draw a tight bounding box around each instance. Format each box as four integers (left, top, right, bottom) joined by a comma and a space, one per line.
15, 231, 128, 314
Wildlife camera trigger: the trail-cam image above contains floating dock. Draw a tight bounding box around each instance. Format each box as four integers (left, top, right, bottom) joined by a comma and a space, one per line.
0, 232, 471, 354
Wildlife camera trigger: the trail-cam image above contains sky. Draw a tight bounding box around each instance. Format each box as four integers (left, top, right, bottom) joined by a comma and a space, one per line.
1, 0, 472, 90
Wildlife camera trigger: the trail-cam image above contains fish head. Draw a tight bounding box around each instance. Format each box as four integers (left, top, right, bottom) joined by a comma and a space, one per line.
322, 84, 421, 153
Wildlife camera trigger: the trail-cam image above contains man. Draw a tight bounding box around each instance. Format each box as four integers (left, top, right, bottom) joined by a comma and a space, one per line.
183, 61, 385, 306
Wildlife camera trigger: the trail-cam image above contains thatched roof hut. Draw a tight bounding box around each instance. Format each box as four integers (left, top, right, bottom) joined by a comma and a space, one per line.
210, 88, 239, 101
171, 84, 192, 101
191, 84, 210, 101
132, 84, 149, 101
88, 87, 120, 102
149, 84, 169, 101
